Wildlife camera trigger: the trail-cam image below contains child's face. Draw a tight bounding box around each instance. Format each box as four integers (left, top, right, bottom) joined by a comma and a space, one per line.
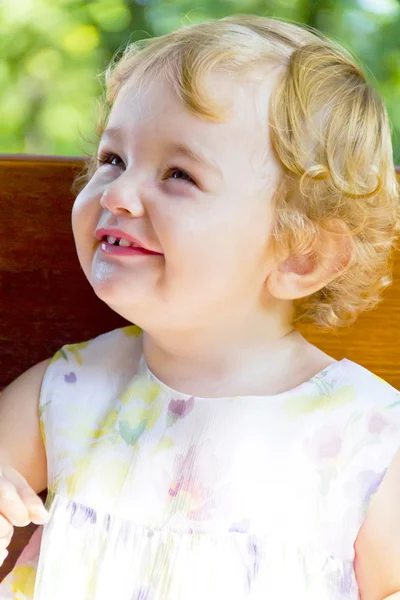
72, 71, 284, 332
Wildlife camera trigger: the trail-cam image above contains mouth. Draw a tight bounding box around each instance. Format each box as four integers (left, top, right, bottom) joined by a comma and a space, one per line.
104, 234, 143, 249
99, 235, 163, 256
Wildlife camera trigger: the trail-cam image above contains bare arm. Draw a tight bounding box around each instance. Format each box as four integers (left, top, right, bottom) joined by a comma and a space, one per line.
0, 359, 50, 494
354, 448, 400, 600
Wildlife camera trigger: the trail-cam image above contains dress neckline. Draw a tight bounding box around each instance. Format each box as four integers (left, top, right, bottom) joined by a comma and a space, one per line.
138, 352, 348, 401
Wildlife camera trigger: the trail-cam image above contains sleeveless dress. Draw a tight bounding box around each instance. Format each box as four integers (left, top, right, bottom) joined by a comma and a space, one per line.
1, 325, 399, 600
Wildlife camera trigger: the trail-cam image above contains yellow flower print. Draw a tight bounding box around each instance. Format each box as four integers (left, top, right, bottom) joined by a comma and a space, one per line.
59, 403, 123, 447
58, 418, 98, 445
10, 565, 36, 598
99, 458, 131, 496
65, 455, 96, 496
39, 400, 50, 446
92, 409, 120, 440
65, 454, 131, 498
46, 488, 56, 507
120, 381, 162, 406
122, 402, 163, 431
65, 342, 90, 366
144, 531, 175, 596
39, 420, 46, 447
282, 385, 356, 419
122, 324, 142, 337
49, 341, 89, 366
49, 347, 68, 365
144, 402, 163, 429
150, 436, 175, 458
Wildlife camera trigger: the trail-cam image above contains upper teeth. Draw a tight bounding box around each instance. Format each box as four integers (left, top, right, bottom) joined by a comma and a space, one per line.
106, 235, 139, 248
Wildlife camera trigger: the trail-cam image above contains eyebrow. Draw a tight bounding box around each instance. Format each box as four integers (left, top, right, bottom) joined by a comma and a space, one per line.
100, 127, 223, 180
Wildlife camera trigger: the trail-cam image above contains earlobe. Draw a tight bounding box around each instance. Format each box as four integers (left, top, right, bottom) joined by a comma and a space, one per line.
266, 224, 353, 300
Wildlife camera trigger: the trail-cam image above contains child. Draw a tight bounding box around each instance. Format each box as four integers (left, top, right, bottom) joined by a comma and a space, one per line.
0, 14, 399, 600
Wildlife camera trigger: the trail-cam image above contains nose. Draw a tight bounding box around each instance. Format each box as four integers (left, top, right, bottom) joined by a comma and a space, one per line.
100, 170, 145, 217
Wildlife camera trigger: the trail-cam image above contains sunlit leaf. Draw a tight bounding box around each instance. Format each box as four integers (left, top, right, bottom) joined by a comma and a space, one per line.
88, 1, 132, 32
61, 24, 100, 56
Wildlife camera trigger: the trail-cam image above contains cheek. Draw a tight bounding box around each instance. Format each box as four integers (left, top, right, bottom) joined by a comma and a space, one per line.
71, 189, 101, 265
72, 187, 100, 233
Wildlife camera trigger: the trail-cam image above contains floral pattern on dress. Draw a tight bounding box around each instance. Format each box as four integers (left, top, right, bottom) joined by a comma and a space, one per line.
0, 327, 399, 600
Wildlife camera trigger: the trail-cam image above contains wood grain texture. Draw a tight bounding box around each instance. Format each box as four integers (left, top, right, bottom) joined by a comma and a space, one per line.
0, 155, 128, 391
0, 155, 399, 580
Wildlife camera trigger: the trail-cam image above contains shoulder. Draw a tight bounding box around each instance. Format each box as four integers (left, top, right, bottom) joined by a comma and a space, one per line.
39, 325, 144, 445
47, 325, 143, 372
309, 360, 400, 555
338, 359, 399, 401
287, 358, 399, 423
334, 359, 400, 477
339, 359, 400, 443
39, 325, 144, 410
326, 359, 400, 423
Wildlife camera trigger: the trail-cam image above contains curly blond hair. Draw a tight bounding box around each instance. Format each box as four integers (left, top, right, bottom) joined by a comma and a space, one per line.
76, 15, 400, 328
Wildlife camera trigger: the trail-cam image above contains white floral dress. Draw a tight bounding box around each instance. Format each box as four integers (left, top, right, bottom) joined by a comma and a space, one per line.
1, 325, 399, 599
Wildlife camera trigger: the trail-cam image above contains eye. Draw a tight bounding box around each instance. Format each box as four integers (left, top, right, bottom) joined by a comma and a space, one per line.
165, 167, 196, 186
97, 152, 125, 168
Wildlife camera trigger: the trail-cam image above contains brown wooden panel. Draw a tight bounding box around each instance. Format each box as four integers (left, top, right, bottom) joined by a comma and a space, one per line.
0, 155, 399, 580
0, 155, 128, 390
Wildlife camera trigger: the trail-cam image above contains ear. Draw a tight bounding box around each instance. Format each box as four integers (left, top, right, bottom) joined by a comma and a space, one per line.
266, 222, 353, 300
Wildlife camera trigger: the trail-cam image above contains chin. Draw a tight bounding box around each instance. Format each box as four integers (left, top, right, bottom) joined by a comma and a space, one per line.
90, 282, 139, 319
90, 270, 148, 314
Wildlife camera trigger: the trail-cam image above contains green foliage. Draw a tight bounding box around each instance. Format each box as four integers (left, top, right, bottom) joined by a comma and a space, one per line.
0, 0, 399, 162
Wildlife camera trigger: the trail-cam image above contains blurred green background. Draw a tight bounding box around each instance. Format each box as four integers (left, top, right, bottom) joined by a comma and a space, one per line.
1, 0, 399, 162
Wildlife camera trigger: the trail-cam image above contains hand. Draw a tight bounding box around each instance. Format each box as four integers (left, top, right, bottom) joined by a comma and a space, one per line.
0, 466, 49, 566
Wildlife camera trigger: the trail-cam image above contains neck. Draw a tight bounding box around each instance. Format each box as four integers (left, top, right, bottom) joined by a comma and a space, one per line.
140, 303, 318, 398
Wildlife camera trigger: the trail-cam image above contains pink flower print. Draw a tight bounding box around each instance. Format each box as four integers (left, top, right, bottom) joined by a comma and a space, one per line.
168, 396, 195, 417
318, 435, 342, 459
305, 425, 342, 461
168, 444, 196, 497
368, 412, 396, 435
188, 494, 217, 520
166, 396, 195, 427
168, 444, 217, 520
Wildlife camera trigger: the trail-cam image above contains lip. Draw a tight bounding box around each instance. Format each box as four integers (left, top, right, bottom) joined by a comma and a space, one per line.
95, 227, 163, 255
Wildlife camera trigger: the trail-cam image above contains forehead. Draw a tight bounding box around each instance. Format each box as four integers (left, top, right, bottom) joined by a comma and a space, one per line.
105, 71, 278, 168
